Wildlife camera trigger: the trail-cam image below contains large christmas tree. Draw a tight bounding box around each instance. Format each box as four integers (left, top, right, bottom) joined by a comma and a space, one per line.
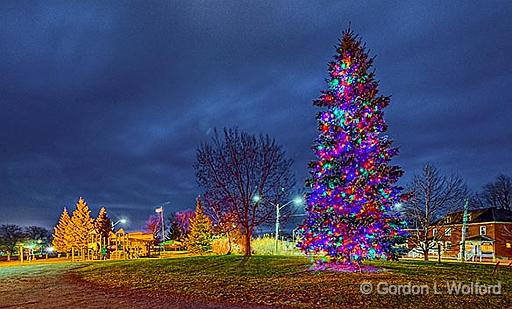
298, 29, 406, 264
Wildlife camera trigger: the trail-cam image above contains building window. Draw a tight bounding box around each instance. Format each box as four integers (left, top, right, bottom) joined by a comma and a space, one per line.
432, 229, 438, 237
445, 217, 451, 224
445, 228, 451, 236
480, 226, 487, 236
445, 241, 452, 250
507, 243, 511, 249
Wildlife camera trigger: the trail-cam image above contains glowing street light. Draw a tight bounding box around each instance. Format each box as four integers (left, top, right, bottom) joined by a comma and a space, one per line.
293, 196, 305, 206
253, 193, 304, 254
112, 218, 127, 229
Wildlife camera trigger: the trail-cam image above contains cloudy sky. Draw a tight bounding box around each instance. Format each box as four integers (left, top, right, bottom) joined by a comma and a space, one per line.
1, 1, 511, 229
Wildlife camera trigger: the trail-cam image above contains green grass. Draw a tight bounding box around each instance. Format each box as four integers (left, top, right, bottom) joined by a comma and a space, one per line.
73, 255, 512, 308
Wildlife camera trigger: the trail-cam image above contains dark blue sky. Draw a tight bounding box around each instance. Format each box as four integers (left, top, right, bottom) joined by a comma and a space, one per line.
1, 1, 511, 229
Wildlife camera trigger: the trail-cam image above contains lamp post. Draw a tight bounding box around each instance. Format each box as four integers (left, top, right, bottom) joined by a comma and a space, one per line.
155, 206, 165, 242
252, 194, 304, 255
112, 218, 127, 229
460, 198, 469, 263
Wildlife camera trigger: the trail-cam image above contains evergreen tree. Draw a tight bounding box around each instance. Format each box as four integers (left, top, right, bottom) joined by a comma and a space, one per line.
94, 207, 112, 242
69, 197, 94, 248
298, 29, 406, 264
186, 196, 212, 254
52, 207, 71, 253
167, 210, 195, 240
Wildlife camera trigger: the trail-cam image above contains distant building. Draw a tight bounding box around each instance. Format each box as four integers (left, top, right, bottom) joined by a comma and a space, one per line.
407, 207, 512, 260
108, 228, 155, 259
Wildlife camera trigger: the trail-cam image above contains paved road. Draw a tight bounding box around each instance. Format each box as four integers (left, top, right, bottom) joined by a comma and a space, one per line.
0, 262, 264, 309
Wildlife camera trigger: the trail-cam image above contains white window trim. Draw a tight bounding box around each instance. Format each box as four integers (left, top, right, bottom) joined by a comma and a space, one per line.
445, 227, 451, 236
480, 225, 487, 236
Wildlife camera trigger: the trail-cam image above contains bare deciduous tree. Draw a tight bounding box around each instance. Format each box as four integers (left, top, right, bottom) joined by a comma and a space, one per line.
481, 174, 512, 210
402, 163, 467, 261
203, 196, 240, 255
195, 128, 295, 256
0, 224, 25, 261
144, 215, 161, 243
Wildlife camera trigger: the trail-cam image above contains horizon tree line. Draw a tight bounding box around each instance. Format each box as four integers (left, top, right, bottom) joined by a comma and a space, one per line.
0, 165, 508, 260
0, 224, 51, 261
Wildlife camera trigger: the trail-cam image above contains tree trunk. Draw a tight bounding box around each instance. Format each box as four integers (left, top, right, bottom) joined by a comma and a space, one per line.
244, 232, 251, 256
226, 231, 232, 255
7, 253, 10, 262
423, 250, 429, 261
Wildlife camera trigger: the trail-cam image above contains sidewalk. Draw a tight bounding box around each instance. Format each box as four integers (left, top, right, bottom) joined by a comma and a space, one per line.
402, 256, 512, 266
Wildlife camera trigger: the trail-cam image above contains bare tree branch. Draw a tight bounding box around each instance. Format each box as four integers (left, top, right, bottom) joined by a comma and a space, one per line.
402, 163, 468, 261
195, 128, 295, 256
480, 175, 512, 210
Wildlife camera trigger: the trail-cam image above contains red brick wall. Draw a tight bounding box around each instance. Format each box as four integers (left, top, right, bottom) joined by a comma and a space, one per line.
420, 223, 512, 258
494, 223, 512, 258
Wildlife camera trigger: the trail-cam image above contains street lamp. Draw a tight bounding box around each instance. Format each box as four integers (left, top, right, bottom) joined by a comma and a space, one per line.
155, 205, 165, 242
112, 218, 127, 229
253, 194, 304, 254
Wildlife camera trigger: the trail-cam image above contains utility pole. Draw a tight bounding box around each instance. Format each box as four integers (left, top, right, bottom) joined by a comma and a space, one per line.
155, 206, 165, 242
275, 203, 281, 254
252, 194, 304, 255
18, 244, 24, 263
460, 198, 469, 262
161, 207, 165, 242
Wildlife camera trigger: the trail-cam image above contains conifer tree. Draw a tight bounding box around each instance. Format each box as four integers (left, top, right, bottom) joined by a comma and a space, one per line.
298, 29, 406, 264
52, 207, 71, 253
186, 196, 212, 254
64, 215, 76, 251
94, 207, 112, 242
69, 197, 94, 248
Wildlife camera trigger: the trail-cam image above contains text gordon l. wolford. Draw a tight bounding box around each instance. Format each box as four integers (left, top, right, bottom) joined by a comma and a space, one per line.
360, 281, 502, 295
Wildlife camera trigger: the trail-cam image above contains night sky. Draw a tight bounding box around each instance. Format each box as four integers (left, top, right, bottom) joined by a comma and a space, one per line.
1, 2, 511, 230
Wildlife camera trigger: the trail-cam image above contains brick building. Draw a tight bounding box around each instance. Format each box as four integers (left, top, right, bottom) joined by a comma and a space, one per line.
409, 207, 512, 260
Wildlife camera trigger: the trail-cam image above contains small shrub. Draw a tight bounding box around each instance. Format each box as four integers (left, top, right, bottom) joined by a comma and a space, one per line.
211, 237, 241, 255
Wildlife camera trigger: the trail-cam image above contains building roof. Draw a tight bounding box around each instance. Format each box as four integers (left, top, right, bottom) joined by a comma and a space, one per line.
466, 235, 494, 242
437, 207, 512, 225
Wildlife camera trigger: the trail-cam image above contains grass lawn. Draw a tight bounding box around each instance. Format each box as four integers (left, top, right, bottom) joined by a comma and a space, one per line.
74, 255, 511, 308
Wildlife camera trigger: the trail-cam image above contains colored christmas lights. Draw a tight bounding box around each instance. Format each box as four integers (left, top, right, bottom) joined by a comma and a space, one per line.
298, 29, 407, 264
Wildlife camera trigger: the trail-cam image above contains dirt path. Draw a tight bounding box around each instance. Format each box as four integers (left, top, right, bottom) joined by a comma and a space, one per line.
0, 263, 267, 309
